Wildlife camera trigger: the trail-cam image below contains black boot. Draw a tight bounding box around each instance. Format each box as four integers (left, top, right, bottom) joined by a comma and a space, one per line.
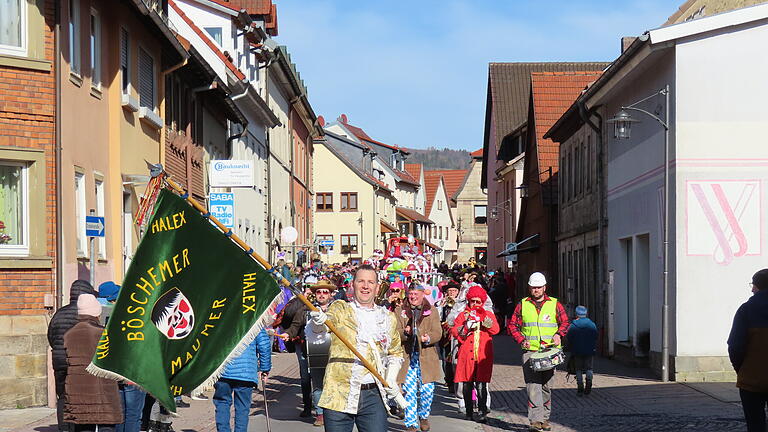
462, 382, 474, 420
585, 378, 592, 395
476, 382, 488, 423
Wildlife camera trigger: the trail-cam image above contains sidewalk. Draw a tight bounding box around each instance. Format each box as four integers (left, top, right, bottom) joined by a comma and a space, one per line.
481, 335, 745, 431
3, 337, 746, 432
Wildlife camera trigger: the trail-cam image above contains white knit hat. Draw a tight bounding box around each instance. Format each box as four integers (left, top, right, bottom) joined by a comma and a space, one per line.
77, 293, 102, 317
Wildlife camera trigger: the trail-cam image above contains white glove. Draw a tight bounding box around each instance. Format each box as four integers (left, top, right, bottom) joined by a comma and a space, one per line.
384, 362, 407, 409
309, 310, 328, 326
466, 320, 478, 330
481, 317, 493, 328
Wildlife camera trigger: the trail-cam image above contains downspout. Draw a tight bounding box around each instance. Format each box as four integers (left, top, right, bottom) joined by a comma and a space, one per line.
264, 66, 273, 260
288, 107, 295, 263
579, 100, 609, 356
54, 0, 63, 309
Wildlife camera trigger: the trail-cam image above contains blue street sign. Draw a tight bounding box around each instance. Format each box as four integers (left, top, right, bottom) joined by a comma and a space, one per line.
85, 216, 105, 237
210, 192, 235, 229
319, 240, 335, 247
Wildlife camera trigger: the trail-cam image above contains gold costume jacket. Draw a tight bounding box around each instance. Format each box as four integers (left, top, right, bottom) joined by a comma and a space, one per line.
317, 300, 404, 414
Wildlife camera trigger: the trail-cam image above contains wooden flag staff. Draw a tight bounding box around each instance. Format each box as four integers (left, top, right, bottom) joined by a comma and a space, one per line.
162, 176, 393, 389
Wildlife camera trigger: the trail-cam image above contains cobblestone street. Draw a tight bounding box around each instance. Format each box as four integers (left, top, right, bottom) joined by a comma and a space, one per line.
4, 334, 747, 432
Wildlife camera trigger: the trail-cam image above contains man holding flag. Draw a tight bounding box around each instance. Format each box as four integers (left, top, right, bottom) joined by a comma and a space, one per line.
87, 188, 283, 413
309, 264, 406, 432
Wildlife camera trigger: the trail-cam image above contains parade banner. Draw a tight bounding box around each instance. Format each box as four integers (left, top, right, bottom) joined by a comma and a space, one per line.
88, 189, 282, 412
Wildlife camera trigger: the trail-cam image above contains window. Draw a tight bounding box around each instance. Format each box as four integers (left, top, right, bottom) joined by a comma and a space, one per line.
575, 144, 581, 196
90, 9, 101, 88
398, 222, 410, 236
437, 199, 442, 211
560, 153, 567, 204
439, 226, 442, 240
474, 205, 487, 224
69, 0, 81, 75
340, 192, 357, 211
317, 234, 333, 253
138, 47, 155, 109
340, 234, 358, 254
95, 177, 105, 258
204, 27, 222, 46
0, 0, 27, 56
74, 171, 86, 256
120, 28, 130, 93
316, 192, 332, 211
0, 162, 28, 255
587, 135, 592, 192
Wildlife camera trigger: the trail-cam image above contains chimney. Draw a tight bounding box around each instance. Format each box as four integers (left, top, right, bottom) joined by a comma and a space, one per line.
621, 37, 637, 53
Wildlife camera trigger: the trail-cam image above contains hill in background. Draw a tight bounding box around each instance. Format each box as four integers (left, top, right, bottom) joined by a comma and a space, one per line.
403, 147, 471, 170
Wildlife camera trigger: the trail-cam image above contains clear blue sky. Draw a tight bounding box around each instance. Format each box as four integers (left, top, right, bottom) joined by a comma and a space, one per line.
274, 0, 674, 151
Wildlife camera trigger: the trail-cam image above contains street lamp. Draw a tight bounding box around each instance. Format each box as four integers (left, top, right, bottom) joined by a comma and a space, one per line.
607, 84, 671, 382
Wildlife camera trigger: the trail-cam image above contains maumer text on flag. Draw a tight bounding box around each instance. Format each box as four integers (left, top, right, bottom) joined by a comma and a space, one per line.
87, 189, 282, 412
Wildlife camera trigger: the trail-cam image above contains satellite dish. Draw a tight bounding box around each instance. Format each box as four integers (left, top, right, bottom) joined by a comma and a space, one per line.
281, 226, 298, 244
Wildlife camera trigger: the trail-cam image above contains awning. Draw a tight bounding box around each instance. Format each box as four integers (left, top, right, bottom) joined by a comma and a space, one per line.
423, 241, 442, 252
396, 207, 433, 224
380, 219, 397, 233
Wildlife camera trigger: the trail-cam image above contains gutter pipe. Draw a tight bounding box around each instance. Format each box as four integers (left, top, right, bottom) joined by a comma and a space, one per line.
54, 0, 63, 309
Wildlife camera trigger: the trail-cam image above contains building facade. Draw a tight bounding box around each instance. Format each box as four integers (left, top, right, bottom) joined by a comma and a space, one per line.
451, 152, 489, 266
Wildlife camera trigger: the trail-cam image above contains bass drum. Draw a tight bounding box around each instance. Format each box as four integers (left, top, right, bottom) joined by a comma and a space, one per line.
304, 321, 331, 389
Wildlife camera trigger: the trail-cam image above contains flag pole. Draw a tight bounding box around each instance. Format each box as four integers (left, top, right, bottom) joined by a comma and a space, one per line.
163, 176, 393, 389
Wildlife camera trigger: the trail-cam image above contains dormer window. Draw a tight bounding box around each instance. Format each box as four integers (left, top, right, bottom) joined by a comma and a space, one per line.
390, 153, 397, 168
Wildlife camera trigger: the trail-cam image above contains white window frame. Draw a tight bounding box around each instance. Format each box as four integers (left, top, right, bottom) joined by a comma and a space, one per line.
95, 176, 105, 259
69, 0, 81, 76
89, 8, 101, 90
75, 171, 87, 256
203, 26, 223, 47
0, 161, 30, 256
0, 0, 28, 57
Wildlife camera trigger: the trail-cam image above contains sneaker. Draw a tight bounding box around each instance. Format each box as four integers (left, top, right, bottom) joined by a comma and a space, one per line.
529, 422, 543, 432
175, 400, 190, 408
476, 412, 488, 423
419, 418, 430, 431
541, 420, 552, 431
190, 394, 208, 401
585, 381, 593, 395
313, 414, 324, 427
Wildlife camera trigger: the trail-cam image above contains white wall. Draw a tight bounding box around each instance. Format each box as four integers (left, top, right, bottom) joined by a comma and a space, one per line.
672, 19, 768, 356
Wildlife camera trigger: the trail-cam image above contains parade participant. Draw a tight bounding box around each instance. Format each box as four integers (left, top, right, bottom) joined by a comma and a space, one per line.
212, 329, 272, 432
280, 279, 336, 426
309, 264, 405, 432
280, 275, 317, 417
47, 280, 97, 432
566, 305, 598, 395
437, 281, 460, 393
384, 275, 405, 311
63, 294, 123, 431
451, 285, 499, 423
728, 268, 768, 432
394, 283, 443, 432
508, 272, 569, 432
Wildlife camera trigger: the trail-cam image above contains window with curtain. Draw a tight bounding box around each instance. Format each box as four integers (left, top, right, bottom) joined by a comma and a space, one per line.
204, 27, 222, 46
0, 163, 26, 253
474, 205, 487, 225
340, 234, 358, 254
0, 0, 26, 55
69, 0, 81, 75
90, 9, 101, 88
341, 192, 357, 211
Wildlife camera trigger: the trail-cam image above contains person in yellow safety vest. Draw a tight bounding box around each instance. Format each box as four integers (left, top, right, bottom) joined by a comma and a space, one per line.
507, 272, 570, 432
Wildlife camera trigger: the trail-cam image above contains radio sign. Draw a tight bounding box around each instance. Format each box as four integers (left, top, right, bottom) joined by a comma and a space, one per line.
210, 193, 235, 229
209, 160, 254, 187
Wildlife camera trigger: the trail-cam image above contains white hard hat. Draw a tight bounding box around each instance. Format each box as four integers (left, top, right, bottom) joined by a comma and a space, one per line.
528, 272, 547, 287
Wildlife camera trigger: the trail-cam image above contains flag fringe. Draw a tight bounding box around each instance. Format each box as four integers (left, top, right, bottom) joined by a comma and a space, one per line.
189, 288, 285, 397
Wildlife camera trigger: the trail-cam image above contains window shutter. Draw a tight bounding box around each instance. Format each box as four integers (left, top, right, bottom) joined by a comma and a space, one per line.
138, 47, 154, 109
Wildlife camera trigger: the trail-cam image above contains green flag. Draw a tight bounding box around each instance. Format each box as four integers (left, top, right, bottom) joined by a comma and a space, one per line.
88, 189, 282, 412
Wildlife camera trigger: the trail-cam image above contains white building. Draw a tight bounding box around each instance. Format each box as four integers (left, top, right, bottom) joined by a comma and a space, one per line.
580, 4, 768, 380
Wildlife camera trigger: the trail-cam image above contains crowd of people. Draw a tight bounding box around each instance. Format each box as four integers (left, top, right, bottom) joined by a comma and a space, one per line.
50, 249, 768, 432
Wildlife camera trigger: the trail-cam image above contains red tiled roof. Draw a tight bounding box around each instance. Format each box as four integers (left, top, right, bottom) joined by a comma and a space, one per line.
227, 0, 272, 15
423, 172, 442, 217
338, 117, 403, 152
470, 148, 483, 157
404, 163, 422, 182
170, 0, 246, 81
530, 71, 602, 185
201, 0, 239, 13
425, 169, 468, 201
365, 173, 393, 193
393, 169, 419, 186
396, 207, 433, 224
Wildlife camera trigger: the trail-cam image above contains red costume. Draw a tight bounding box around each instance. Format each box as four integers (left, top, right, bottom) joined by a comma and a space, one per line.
451, 286, 500, 383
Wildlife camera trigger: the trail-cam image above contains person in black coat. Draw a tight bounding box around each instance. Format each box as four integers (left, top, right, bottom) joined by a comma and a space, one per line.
47, 280, 97, 431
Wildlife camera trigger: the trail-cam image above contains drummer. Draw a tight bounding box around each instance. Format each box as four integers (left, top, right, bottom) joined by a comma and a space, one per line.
278, 278, 335, 425
507, 272, 569, 432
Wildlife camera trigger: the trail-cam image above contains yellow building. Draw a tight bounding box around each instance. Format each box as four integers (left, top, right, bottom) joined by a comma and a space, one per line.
313, 131, 396, 264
